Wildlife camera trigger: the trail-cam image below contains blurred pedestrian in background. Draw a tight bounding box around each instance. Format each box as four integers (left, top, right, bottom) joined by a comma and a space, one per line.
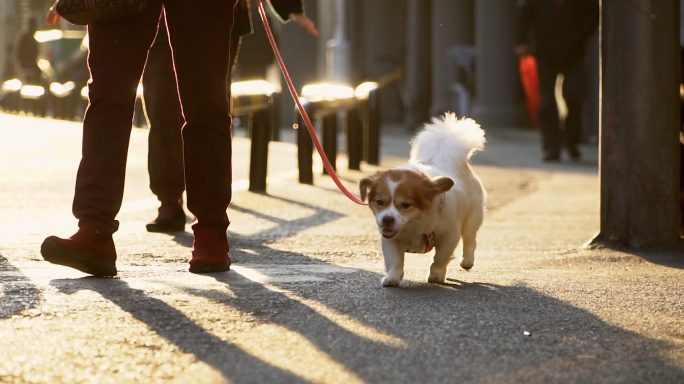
515, 0, 598, 162
41, 0, 241, 276
2, 47, 17, 81
13, 17, 40, 84
144, 0, 317, 233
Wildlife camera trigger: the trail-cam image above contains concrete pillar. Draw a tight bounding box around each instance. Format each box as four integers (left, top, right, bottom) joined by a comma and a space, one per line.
317, 0, 334, 80
327, 0, 352, 84
404, 0, 432, 130
360, 0, 407, 122
471, 0, 519, 128
594, 0, 680, 248
431, 0, 474, 117
277, 0, 319, 129
349, 0, 365, 84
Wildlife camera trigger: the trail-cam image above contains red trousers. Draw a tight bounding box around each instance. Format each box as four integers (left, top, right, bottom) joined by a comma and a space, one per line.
73, 0, 238, 235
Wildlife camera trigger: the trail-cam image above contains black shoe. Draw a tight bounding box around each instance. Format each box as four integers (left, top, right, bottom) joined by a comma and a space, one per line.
542, 150, 560, 162
567, 146, 581, 162
188, 263, 232, 273
146, 203, 186, 232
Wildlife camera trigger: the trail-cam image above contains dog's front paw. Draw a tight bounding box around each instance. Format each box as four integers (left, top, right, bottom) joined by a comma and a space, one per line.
381, 275, 402, 287
427, 267, 446, 284
459, 256, 474, 270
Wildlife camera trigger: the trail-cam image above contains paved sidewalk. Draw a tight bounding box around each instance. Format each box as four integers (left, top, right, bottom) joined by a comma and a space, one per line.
1, 114, 683, 383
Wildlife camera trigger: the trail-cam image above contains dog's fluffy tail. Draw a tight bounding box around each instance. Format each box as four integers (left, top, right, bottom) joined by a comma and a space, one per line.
409, 113, 485, 172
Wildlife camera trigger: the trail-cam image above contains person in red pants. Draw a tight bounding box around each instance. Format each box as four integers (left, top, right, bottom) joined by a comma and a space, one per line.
144, 0, 317, 233
39, 0, 242, 276
515, 0, 598, 162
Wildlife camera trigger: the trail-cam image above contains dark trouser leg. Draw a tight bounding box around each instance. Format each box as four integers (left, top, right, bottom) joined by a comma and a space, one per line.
73, 1, 163, 235
537, 60, 561, 153
561, 61, 586, 149
143, 27, 185, 204
164, 0, 237, 233
144, 31, 241, 205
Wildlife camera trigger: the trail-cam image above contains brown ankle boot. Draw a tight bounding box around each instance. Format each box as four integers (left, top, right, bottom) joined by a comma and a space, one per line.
41, 223, 117, 276
188, 226, 231, 273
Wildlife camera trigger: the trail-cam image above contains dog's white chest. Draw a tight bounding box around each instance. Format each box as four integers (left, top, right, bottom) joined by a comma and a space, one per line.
403, 235, 430, 254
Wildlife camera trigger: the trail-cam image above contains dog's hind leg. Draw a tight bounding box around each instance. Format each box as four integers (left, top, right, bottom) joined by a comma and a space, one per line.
381, 239, 405, 287
460, 212, 483, 270
428, 233, 460, 284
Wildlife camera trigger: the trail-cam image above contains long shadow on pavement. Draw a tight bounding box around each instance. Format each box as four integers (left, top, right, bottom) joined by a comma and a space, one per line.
164, 253, 684, 383
48, 277, 311, 384
41, 192, 684, 382
183, 192, 684, 382
44, 255, 684, 383
630, 248, 684, 269
0, 254, 41, 319
168, 194, 344, 251
586, 244, 684, 270
160, 191, 684, 381
230, 195, 345, 244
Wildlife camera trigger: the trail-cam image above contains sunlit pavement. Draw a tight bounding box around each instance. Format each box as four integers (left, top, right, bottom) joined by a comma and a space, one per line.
1, 113, 683, 383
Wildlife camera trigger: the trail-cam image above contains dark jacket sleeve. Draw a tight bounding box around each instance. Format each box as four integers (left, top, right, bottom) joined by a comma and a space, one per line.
268, 0, 304, 23
516, 0, 534, 45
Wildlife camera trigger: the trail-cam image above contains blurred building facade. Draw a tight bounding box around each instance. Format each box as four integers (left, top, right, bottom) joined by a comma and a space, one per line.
275, 0, 408, 129
278, 0, 599, 136
0, 0, 600, 137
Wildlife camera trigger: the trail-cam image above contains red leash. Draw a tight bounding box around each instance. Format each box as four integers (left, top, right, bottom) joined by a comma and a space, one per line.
256, 0, 368, 206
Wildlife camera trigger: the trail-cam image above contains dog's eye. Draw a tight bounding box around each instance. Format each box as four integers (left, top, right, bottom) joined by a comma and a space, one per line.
375, 199, 385, 206
401, 201, 412, 209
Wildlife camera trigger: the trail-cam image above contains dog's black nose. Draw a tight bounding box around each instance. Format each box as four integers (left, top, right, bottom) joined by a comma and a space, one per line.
382, 216, 395, 225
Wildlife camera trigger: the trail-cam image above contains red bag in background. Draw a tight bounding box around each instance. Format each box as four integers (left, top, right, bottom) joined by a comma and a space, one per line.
519, 55, 540, 127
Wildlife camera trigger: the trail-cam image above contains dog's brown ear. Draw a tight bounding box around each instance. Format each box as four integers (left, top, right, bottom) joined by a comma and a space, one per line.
432, 177, 454, 194
424, 176, 454, 201
359, 177, 374, 202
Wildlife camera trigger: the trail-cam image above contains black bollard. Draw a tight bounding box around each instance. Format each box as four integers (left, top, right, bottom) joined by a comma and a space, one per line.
249, 107, 271, 192
296, 101, 314, 184
270, 93, 281, 142
322, 112, 337, 174
346, 106, 363, 170
364, 88, 381, 165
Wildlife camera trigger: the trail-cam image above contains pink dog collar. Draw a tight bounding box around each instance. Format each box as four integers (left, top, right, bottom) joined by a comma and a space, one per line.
423, 194, 445, 253
424, 232, 436, 253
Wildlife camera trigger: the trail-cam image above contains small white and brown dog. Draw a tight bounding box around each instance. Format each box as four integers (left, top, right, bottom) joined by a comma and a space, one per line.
360, 113, 486, 287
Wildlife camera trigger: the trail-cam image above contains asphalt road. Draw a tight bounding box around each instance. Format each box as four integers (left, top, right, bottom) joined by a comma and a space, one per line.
1, 114, 683, 384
